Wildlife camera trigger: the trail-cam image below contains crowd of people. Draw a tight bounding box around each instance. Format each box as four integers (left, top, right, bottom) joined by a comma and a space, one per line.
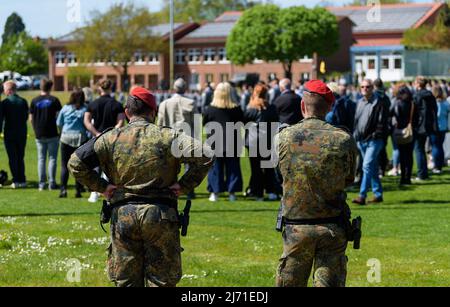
0, 75, 449, 205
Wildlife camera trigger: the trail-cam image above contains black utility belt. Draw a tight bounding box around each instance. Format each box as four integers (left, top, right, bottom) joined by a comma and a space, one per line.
111, 197, 178, 209
284, 216, 342, 226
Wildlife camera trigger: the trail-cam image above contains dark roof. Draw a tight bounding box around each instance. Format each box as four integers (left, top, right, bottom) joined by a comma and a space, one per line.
328, 3, 443, 33
55, 23, 184, 42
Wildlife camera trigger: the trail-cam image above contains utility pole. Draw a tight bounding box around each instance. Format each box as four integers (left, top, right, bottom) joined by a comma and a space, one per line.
170, 0, 175, 88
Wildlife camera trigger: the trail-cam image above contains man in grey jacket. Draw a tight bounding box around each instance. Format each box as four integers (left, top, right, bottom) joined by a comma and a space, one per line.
158, 78, 198, 199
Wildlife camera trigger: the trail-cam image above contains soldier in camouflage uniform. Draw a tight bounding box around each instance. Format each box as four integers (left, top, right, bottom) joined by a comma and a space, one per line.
69, 87, 214, 287
274, 80, 358, 287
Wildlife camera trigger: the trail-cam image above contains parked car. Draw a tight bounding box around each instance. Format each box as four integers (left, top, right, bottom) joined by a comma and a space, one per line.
13, 77, 30, 90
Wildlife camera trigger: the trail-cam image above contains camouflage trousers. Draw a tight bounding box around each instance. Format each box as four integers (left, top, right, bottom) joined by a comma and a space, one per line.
108, 203, 182, 287
276, 224, 348, 287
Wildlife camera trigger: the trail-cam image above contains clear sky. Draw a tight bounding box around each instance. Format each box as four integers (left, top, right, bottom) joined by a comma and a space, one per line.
0, 0, 435, 42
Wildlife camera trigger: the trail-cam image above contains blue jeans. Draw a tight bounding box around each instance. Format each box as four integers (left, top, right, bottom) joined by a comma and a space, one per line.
391, 135, 400, 168
207, 157, 243, 194
36, 137, 60, 188
358, 139, 384, 199
414, 134, 429, 179
430, 132, 446, 170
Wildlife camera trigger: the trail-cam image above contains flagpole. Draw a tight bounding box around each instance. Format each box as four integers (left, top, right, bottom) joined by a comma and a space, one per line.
169, 0, 174, 88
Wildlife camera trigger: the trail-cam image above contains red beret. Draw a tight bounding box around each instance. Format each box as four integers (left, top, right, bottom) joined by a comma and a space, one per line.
130, 87, 157, 112
304, 80, 335, 106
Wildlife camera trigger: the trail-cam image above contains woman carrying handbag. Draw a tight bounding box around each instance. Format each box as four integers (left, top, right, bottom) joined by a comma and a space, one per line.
391, 85, 416, 185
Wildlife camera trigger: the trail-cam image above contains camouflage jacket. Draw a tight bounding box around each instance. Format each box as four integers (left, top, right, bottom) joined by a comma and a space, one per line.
68, 118, 214, 204
275, 117, 358, 220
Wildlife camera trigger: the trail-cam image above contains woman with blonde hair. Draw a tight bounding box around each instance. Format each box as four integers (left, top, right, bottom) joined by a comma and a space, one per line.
244, 83, 280, 201
203, 82, 244, 202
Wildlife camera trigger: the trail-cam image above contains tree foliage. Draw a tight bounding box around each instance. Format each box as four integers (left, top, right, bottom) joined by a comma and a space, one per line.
69, 3, 164, 88
226, 5, 339, 78
2, 12, 25, 45
0, 32, 48, 75
402, 3, 450, 50
158, 0, 261, 22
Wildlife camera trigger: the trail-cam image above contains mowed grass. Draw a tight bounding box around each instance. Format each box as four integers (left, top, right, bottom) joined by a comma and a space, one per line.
0, 91, 450, 287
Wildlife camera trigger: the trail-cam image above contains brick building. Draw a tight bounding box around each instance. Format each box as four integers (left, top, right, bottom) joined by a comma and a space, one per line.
47, 11, 354, 92
329, 3, 447, 81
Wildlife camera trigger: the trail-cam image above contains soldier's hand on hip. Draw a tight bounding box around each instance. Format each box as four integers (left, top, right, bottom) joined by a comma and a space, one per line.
103, 184, 117, 200
169, 183, 182, 198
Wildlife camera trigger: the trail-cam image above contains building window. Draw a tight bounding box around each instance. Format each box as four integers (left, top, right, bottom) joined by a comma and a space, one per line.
394, 58, 402, 70
218, 48, 229, 64
190, 73, 200, 89
300, 56, 313, 63
268, 73, 277, 82
368, 59, 376, 70
382, 58, 390, 70
148, 52, 159, 64
67, 52, 77, 66
55, 51, 66, 66
175, 49, 186, 64
220, 73, 229, 82
134, 51, 145, 64
205, 74, 214, 83
203, 48, 216, 64
254, 58, 264, 64
188, 49, 201, 64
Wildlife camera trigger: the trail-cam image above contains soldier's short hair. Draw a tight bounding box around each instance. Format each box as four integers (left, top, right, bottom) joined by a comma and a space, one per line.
302, 91, 329, 117
126, 95, 152, 117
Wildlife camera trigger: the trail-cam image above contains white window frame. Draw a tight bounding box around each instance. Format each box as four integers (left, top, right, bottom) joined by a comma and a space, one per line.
300, 55, 313, 63
175, 49, 186, 64
148, 52, 160, 65
188, 49, 201, 64
218, 48, 230, 64
55, 51, 66, 67
203, 48, 216, 64
67, 52, 78, 67
134, 51, 145, 65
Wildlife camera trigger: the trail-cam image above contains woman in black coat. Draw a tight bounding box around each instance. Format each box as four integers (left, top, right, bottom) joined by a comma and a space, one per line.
244, 83, 280, 201
203, 82, 244, 202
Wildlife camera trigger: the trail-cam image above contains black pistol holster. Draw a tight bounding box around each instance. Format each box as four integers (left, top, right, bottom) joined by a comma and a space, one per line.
276, 201, 284, 232
179, 200, 192, 237
100, 200, 113, 233
340, 200, 362, 250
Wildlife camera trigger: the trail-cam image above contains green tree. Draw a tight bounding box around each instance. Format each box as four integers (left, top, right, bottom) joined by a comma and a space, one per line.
2, 12, 25, 45
158, 0, 261, 22
0, 32, 48, 75
67, 66, 95, 88
70, 3, 164, 91
402, 3, 450, 49
226, 5, 339, 79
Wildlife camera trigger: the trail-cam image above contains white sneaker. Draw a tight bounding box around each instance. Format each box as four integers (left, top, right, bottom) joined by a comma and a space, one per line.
10, 183, 18, 189
432, 169, 442, 175
229, 193, 237, 202
88, 192, 99, 203
387, 169, 399, 177
268, 193, 278, 201
209, 193, 219, 202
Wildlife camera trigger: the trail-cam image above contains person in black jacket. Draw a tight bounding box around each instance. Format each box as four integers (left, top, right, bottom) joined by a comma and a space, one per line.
390, 85, 416, 185
244, 83, 280, 201
274, 78, 302, 126
352, 79, 390, 206
413, 76, 438, 181
0, 81, 29, 188
203, 82, 244, 202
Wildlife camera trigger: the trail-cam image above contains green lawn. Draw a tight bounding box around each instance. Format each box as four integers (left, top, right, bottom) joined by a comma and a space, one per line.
0, 91, 449, 287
